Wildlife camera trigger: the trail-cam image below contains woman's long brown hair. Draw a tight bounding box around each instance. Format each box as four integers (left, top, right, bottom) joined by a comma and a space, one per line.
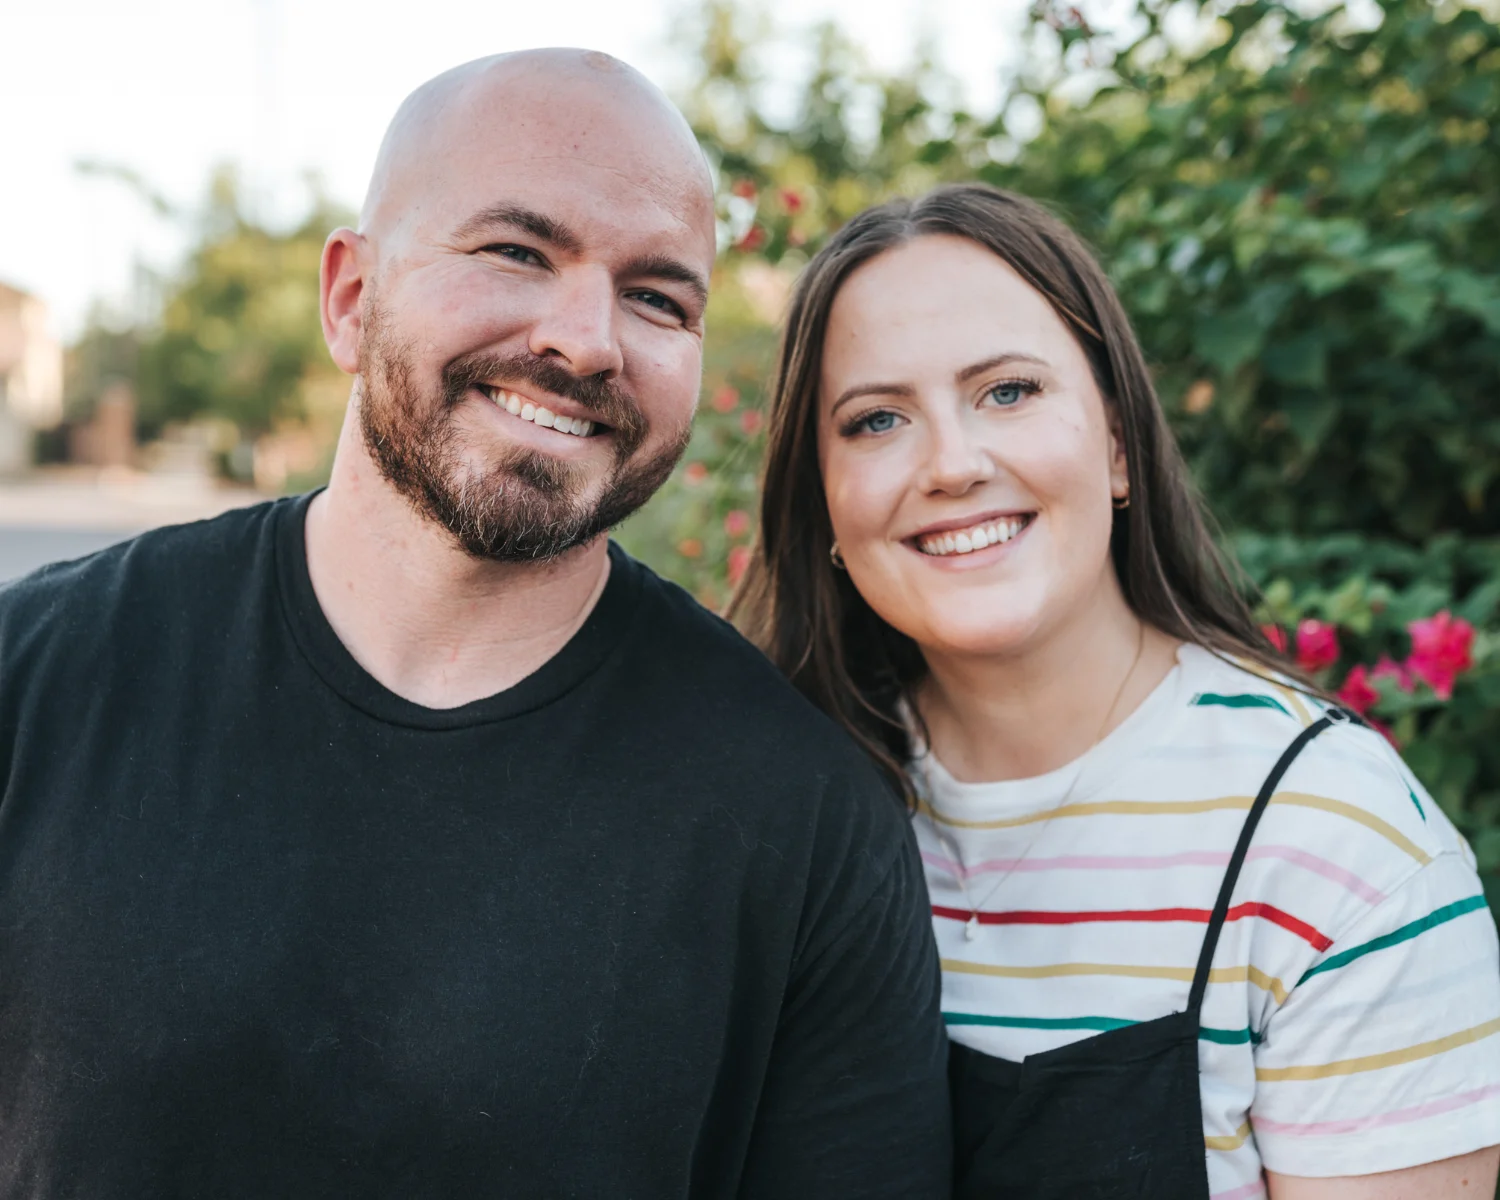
729, 183, 1293, 802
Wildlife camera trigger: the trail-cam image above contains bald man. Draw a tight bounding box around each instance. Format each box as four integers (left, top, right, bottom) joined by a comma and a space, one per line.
0, 50, 950, 1198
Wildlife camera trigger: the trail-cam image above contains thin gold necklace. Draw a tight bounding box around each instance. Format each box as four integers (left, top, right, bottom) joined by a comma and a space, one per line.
932, 621, 1147, 942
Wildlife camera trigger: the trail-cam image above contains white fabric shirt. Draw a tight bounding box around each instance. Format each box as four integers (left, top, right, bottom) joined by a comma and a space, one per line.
914, 645, 1500, 1198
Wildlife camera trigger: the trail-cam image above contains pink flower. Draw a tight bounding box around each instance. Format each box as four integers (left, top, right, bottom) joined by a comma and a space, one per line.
1262, 624, 1288, 654
1406, 611, 1475, 700
778, 188, 804, 214
739, 409, 764, 437
1337, 664, 1380, 715
1371, 655, 1413, 692
1295, 619, 1340, 672
723, 509, 751, 538
710, 385, 739, 414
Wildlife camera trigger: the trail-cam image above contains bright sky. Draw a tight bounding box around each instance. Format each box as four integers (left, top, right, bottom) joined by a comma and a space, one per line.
1, 0, 1029, 341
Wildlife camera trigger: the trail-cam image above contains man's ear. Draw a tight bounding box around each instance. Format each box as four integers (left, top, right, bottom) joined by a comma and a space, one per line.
1106, 399, 1130, 504
321, 228, 367, 375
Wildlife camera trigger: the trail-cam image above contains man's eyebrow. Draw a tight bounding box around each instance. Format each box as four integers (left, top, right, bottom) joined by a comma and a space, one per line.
452, 203, 584, 254
620, 253, 709, 309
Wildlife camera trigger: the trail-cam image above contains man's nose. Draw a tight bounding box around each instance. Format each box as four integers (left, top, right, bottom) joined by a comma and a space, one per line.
527, 266, 625, 378
920, 414, 996, 497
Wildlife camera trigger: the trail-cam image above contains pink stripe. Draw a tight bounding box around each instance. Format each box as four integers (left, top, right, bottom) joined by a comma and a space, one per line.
1252, 1084, 1500, 1138
920, 845, 1385, 904
1211, 1182, 1265, 1200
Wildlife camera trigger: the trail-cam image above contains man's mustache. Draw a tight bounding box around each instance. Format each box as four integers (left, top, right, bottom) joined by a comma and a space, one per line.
443, 352, 649, 457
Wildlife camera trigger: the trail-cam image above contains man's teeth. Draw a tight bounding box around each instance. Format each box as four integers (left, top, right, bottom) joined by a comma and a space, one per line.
481, 386, 595, 438
918, 516, 1030, 557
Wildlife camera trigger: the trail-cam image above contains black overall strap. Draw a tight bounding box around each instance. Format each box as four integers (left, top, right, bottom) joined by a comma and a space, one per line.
1186, 710, 1347, 1014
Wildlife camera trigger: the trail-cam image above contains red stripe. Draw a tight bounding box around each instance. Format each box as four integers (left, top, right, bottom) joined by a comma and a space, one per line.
931, 902, 1332, 951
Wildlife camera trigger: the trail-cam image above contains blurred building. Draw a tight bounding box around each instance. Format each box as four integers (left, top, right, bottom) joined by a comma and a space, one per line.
0, 281, 63, 474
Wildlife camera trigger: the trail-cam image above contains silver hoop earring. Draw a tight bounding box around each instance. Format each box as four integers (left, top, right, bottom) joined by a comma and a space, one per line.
830, 541, 846, 570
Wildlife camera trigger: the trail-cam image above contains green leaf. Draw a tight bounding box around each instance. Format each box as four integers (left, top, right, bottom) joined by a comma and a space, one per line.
1194, 314, 1262, 373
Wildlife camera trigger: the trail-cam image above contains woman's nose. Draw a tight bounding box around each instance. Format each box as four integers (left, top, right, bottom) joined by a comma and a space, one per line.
919, 417, 996, 496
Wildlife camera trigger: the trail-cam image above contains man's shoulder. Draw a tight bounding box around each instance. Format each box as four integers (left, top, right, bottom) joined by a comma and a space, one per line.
0, 497, 289, 658
627, 555, 864, 742
622, 552, 904, 798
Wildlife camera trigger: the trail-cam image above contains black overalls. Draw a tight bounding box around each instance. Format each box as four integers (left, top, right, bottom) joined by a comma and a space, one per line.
948, 713, 1343, 1198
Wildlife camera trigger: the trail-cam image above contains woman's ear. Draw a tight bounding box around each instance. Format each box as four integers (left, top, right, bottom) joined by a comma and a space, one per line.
1106, 401, 1130, 505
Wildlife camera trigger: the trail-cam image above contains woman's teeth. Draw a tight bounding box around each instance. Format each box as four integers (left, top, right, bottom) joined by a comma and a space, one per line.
918, 516, 1030, 557
480, 385, 596, 438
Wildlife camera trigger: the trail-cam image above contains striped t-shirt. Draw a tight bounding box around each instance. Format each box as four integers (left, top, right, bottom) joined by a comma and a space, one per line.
913, 644, 1500, 1197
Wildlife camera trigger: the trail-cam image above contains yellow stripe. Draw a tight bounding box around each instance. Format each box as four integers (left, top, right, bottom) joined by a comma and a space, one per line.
1205, 1120, 1251, 1152
1256, 1017, 1500, 1082
942, 959, 1289, 1003
1270, 681, 1314, 728
920, 792, 1430, 865
1275, 793, 1431, 865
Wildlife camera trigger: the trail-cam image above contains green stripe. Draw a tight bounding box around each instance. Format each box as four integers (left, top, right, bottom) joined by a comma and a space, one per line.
1199, 1025, 1263, 1046
943, 1013, 1137, 1033
944, 1013, 1262, 1045
1299, 895, 1489, 985
1192, 692, 1291, 715
1408, 786, 1427, 822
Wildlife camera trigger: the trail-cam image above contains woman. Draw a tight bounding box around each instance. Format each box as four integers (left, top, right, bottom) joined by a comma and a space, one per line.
732, 184, 1500, 1198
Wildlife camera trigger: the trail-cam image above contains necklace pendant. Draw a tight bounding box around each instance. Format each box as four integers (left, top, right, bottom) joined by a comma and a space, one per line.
964, 914, 979, 942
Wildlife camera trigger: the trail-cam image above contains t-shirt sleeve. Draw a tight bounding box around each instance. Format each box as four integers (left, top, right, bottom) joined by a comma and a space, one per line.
738, 809, 952, 1199
1251, 849, 1500, 1177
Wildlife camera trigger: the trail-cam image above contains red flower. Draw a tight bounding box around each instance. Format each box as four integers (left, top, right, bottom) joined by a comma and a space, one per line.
727, 544, 752, 585
1294, 619, 1340, 672
684, 462, 709, 485
724, 509, 751, 538
1262, 624, 1288, 654
1336, 665, 1380, 715
1407, 610, 1475, 700
730, 178, 758, 200
1371, 655, 1413, 692
739, 409, 763, 436
710, 385, 739, 414
778, 187, 804, 214
734, 225, 767, 253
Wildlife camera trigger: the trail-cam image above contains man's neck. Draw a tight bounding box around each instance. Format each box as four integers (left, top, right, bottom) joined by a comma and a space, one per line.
302, 416, 612, 710
916, 575, 1180, 784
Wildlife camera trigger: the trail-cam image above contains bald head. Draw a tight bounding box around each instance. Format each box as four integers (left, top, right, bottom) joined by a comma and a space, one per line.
318, 49, 717, 566
361, 49, 713, 244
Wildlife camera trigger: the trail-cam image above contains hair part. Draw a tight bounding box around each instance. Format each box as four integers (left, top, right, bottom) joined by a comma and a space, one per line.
729, 183, 1302, 803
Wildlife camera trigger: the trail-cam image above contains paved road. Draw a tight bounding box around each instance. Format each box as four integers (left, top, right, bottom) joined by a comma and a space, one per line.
0, 526, 138, 584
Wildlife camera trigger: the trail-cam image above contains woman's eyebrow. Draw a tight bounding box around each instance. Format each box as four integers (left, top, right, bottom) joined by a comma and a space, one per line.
830, 352, 1054, 416
830, 381, 916, 417
956, 352, 1051, 382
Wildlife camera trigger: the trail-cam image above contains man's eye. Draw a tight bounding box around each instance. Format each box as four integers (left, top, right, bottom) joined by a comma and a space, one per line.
629, 291, 684, 318
484, 244, 543, 266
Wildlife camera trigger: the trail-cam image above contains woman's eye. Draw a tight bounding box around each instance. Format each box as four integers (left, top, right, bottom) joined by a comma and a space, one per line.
851, 410, 900, 435
987, 381, 1027, 407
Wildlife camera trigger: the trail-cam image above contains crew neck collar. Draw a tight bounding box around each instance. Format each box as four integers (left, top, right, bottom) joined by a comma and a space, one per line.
911, 644, 1198, 819
273, 490, 644, 730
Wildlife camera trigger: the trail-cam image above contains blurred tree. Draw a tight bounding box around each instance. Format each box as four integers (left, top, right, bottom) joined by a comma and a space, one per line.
135, 167, 351, 441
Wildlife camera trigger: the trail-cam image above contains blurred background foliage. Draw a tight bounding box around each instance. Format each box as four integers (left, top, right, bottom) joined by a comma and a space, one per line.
63, 0, 1500, 893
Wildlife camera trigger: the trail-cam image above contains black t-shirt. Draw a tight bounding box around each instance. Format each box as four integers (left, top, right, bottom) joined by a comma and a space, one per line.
0, 494, 950, 1199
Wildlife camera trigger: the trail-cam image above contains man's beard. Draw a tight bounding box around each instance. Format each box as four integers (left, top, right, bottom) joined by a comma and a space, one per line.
356, 304, 690, 562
